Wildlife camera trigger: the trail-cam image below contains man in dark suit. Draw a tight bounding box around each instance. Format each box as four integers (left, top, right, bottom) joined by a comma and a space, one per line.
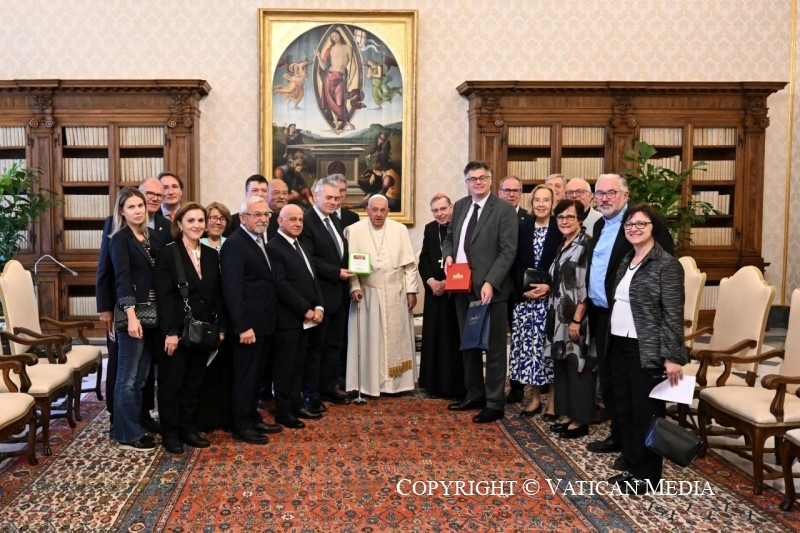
442, 161, 518, 423
498, 175, 530, 403
220, 195, 283, 444
223, 174, 269, 238
96, 177, 168, 431
586, 173, 675, 460
267, 204, 325, 429
300, 177, 352, 410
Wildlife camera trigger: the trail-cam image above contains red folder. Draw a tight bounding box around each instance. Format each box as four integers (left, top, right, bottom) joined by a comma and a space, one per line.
445, 263, 472, 293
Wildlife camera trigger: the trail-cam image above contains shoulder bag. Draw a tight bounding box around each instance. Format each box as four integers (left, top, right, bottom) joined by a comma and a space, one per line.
170, 244, 221, 352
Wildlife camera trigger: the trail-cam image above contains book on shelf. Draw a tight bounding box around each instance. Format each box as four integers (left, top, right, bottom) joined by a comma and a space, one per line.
0, 126, 26, 147
689, 227, 733, 247
692, 191, 731, 215
692, 160, 735, 181
649, 155, 682, 173
0, 158, 25, 172
694, 127, 736, 146
561, 126, 604, 146
560, 157, 604, 178
63, 230, 104, 249
639, 127, 683, 146
63, 126, 109, 147
68, 296, 97, 317
120, 157, 164, 181
62, 157, 109, 182
64, 195, 110, 218
119, 126, 164, 147
507, 126, 550, 146
507, 158, 551, 181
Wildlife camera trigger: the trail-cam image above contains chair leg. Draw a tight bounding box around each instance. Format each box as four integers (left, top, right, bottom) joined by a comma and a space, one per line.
26, 409, 38, 466
73, 371, 82, 421
95, 358, 104, 401
696, 404, 709, 458
780, 440, 797, 512
752, 433, 766, 495
66, 387, 76, 429
37, 399, 52, 456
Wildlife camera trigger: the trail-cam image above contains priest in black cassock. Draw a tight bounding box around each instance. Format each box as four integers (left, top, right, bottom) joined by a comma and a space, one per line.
417, 193, 466, 399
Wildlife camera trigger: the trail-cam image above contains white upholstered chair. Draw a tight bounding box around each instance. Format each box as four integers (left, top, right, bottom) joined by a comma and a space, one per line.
679, 256, 706, 349
0, 358, 38, 465
697, 288, 800, 495
0, 260, 102, 420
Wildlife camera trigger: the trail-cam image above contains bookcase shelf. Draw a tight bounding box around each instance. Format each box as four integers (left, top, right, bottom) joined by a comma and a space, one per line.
458, 80, 786, 326
0, 79, 210, 328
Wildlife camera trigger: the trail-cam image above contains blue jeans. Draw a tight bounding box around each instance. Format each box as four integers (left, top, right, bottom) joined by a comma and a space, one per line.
110, 329, 153, 442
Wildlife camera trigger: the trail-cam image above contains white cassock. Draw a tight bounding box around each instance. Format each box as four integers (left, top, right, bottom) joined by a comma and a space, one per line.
345, 218, 418, 395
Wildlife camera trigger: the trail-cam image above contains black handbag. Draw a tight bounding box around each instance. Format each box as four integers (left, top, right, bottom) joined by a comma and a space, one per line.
523, 268, 552, 288
644, 417, 702, 468
114, 301, 158, 330
170, 244, 220, 352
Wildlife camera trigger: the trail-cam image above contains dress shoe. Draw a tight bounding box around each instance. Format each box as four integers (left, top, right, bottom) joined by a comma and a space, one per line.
306, 400, 328, 413
233, 430, 268, 445
612, 454, 629, 471
118, 436, 157, 452
448, 399, 486, 411
542, 413, 560, 422
181, 432, 210, 449
254, 421, 283, 434
608, 472, 631, 485
506, 389, 524, 404
617, 476, 650, 495
294, 408, 322, 420
163, 437, 184, 455
549, 422, 570, 433
473, 408, 505, 423
141, 417, 161, 434
519, 404, 542, 418
321, 392, 352, 405
559, 425, 589, 439
276, 415, 305, 429
586, 435, 621, 453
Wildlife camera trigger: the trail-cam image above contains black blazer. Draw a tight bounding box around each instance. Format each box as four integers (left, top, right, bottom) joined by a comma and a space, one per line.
337, 207, 360, 228
590, 210, 676, 307
517, 207, 531, 223
512, 215, 562, 299
150, 210, 174, 250
267, 234, 324, 330
219, 227, 277, 336
153, 241, 226, 337
224, 211, 279, 239
109, 225, 159, 307
95, 216, 116, 313
418, 220, 447, 291
299, 208, 349, 314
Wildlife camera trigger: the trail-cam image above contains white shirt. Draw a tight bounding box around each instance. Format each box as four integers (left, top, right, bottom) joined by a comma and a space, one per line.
455, 195, 489, 264
610, 262, 640, 338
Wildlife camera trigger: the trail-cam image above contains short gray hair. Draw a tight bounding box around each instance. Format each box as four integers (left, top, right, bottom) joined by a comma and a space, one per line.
596, 173, 628, 192
313, 176, 341, 195
240, 195, 267, 214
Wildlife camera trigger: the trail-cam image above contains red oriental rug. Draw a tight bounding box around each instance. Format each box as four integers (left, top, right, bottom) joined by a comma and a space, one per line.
2, 392, 800, 532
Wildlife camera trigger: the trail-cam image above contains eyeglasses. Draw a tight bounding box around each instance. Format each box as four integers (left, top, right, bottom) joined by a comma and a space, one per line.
499, 188, 521, 194
243, 212, 270, 219
623, 221, 653, 230
208, 216, 227, 223
565, 190, 590, 199
532, 198, 552, 204
145, 191, 164, 200
556, 214, 577, 222
465, 175, 491, 184
595, 190, 620, 199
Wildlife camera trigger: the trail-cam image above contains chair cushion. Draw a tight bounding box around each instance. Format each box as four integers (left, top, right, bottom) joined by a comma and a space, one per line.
0, 393, 35, 426
0, 364, 72, 396
784, 428, 800, 447
699, 386, 800, 424
685, 361, 749, 387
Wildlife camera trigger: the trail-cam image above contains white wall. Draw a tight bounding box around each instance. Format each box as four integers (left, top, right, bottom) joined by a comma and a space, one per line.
1, 0, 795, 301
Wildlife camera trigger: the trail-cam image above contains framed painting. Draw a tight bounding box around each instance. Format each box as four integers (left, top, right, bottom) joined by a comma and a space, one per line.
259, 9, 417, 224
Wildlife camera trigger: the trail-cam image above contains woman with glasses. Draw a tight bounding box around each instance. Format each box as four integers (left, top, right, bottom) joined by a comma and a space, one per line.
509, 185, 562, 418
543, 199, 594, 439
201, 202, 231, 251
606, 204, 684, 494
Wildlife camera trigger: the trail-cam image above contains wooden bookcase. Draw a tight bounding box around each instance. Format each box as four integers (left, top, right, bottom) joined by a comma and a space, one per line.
0, 80, 210, 330
457, 81, 786, 325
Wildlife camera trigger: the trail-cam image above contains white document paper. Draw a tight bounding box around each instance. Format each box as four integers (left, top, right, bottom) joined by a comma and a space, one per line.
649, 375, 696, 405
303, 320, 319, 330
206, 349, 218, 367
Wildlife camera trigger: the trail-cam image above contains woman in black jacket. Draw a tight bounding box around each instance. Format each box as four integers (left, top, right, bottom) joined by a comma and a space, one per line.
154, 202, 226, 454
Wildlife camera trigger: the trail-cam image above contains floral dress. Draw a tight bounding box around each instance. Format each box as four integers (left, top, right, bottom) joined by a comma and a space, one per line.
509, 224, 554, 386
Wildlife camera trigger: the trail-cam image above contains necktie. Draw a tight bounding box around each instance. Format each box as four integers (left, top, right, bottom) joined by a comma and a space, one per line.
324, 217, 343, 259
294, 240, 313, 275
464, 203, 480, 263
168, 212, 175, 222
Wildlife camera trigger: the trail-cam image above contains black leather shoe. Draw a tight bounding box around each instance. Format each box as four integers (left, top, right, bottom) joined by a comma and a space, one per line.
559, 425, 588, 439
549, 422, 570, 433
181, 432, 210, 448
448, 399, 486, 411
306, 399, 328, 413
617, 476, 650, 495
294, 408, 322, 420
233, 430, 268, 445
586, 435, 621, 453
519, 404, 542, 418
608, 472, 631, 485
276, 415, 305, 429
254, 421, 283, 434
141, 417, 161, 434
612, 454, 629, 471
163, 437, 184, 455
321, 392, 352, 405
542, 413, 560, 422
506, 389, 524, 404
472, 408, 505, 423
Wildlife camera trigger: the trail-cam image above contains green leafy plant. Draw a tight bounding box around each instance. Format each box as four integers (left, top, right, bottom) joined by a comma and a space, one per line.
0, 162, 59, 271
622, 140, 715, 250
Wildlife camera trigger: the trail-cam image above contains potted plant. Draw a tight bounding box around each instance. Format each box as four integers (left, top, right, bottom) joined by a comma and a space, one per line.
0, 162, 59, 272
622, 140, 715, 250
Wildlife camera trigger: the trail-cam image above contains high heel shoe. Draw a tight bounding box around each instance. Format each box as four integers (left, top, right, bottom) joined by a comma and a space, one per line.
559, 425, 589, 439
519, 404, 542, 418
542, 413, 560, 422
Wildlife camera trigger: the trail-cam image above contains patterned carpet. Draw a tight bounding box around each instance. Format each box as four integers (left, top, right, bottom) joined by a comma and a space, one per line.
2, 393, 800, 532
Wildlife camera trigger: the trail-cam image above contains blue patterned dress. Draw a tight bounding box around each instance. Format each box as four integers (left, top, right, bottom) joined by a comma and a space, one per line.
509, 224, 554, 386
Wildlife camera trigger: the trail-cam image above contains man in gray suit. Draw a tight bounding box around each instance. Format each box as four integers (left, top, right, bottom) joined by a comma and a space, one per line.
442, 161, 518, 423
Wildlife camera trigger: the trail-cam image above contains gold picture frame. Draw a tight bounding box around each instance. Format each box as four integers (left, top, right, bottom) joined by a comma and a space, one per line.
259, 9, 418, 224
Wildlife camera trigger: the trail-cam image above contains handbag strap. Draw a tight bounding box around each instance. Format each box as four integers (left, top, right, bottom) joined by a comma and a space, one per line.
170, 244, 193, 317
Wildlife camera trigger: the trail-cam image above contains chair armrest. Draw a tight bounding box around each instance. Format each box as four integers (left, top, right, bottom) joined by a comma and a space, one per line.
0, 357, 33, 393
0, 331, 69, 364
0, 353, 39, 365
41, 316, 94, 344
685, 326, 713, 343
709, 347, 784, 366
761, 374, 800, 422
694, 339, 758, 387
